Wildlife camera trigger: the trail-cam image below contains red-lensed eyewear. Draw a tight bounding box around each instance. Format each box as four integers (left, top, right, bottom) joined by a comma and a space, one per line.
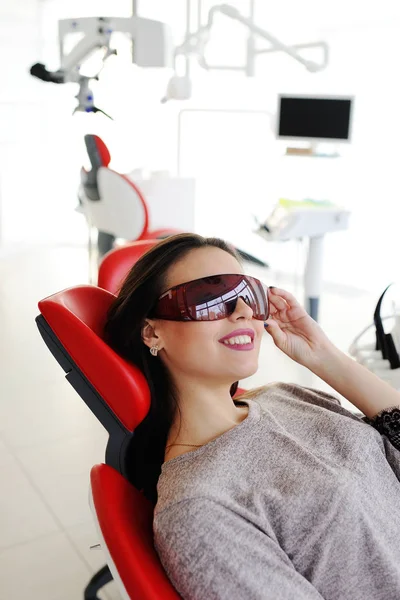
149, 274, 269, 322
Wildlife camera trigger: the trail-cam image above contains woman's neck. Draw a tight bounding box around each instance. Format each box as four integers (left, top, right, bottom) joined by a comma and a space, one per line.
164, 386, 249, 461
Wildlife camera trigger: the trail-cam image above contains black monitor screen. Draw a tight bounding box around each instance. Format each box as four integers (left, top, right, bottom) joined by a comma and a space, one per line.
278, 97, 352, 140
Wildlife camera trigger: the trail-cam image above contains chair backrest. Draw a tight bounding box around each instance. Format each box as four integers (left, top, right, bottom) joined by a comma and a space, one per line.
85, 134, 111, 169
36, 285, 151, 476
80, 167, 149, 240
81, 135, 112, 201
98, 240, 159, 294
90, 464, 181, 600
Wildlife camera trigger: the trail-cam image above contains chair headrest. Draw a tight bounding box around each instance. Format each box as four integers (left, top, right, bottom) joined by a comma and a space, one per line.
84, 134, 111, 168
98, 240, 159, 295
38, 285, 150, 432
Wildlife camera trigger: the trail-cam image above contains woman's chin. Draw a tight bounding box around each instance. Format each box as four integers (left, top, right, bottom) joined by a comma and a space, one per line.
231, 360, 259, 381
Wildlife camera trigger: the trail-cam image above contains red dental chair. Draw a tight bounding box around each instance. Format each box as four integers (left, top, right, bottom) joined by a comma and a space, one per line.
78, 134, 186, 274
36, 284, 182, 600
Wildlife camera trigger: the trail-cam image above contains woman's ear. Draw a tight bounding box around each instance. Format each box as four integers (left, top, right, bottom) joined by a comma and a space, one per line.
141, 319, 163, 351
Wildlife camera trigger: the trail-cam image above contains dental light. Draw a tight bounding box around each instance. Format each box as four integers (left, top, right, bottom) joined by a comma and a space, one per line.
30, 16, 173, 116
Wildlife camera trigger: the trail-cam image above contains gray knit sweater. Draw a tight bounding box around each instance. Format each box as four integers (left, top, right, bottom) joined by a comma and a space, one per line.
153, 383, 400, 600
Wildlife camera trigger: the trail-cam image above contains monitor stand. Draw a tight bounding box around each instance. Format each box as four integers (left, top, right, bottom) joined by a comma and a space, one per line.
285, 142, 339, 158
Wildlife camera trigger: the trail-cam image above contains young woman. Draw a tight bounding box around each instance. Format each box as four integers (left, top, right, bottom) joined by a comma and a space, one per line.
104, 233, 400, 600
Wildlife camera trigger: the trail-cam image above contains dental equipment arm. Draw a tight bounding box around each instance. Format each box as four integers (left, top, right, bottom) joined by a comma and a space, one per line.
30, 16, 172, 116
204, 4, 328, 72
163, 3, 328, 101
177, 4, 328, 72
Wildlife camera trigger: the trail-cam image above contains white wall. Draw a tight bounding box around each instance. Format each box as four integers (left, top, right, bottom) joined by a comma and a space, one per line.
1, 0, 400, 295
0, 1, 43, 249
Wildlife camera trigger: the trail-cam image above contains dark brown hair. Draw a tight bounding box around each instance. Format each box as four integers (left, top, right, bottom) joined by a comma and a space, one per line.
103, 233, 241, 505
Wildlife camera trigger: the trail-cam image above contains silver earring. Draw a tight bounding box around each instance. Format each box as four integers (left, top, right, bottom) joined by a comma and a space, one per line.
150, 345, 159, 357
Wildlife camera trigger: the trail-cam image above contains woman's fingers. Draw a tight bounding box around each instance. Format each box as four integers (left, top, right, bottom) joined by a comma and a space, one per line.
268, 294, 288, 312
268, 287, 302, 309
268, 293, 290, 317
268, 287, 307, 323
268, 288, 290, 316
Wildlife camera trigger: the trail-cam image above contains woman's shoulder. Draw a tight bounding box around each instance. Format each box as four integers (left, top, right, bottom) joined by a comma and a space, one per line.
237, 381, 319, 403
245, 382, 369, 426
239, 381, 341, 405
235, 382, 282, 401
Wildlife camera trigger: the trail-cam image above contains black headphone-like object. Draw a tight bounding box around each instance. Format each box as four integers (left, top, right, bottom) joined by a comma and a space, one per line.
374, 283, 400, 369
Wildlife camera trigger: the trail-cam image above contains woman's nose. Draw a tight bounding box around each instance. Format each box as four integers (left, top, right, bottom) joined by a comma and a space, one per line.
230, 297, 254, 320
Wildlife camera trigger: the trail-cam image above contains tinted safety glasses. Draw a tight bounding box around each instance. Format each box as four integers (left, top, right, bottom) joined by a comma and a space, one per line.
149, 274, 269, 322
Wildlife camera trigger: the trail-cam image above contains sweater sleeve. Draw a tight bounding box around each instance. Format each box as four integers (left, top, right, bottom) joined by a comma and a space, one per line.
153, 497, 325, 600
286, 383, 400, 452
290, 384, 400, 480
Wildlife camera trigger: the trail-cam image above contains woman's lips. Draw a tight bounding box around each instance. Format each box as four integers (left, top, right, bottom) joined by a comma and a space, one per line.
221, 341, 254, 352
218, 328, 255, 351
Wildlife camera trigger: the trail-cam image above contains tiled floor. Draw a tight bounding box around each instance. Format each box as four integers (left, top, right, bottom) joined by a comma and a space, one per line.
0, 243, 378, 599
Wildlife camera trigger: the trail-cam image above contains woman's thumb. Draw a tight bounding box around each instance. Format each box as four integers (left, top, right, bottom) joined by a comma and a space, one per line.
264, 319, 284, 347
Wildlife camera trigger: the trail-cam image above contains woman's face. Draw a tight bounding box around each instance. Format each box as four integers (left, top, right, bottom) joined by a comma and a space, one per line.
146, 247, 265, 387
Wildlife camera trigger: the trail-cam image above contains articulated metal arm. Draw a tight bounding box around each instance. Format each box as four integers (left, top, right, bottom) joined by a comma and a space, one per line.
174, 3, 328, 73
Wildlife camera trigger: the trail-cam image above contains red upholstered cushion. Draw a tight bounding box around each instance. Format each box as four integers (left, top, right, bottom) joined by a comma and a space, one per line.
94, 135, 111, 166
38, 286, 150, 431
97, 234, 185, 296
98, 240, 159, 295
91, 464, 182, 599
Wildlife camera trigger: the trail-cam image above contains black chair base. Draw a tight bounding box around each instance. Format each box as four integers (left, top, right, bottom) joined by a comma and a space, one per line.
84, 565, 113, 600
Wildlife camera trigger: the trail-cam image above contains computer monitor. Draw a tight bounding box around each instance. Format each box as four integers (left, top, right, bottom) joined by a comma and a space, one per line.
276, 95, 353, 143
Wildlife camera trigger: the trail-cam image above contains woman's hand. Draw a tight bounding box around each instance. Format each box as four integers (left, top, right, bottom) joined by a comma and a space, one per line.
264, 287, 336, 370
